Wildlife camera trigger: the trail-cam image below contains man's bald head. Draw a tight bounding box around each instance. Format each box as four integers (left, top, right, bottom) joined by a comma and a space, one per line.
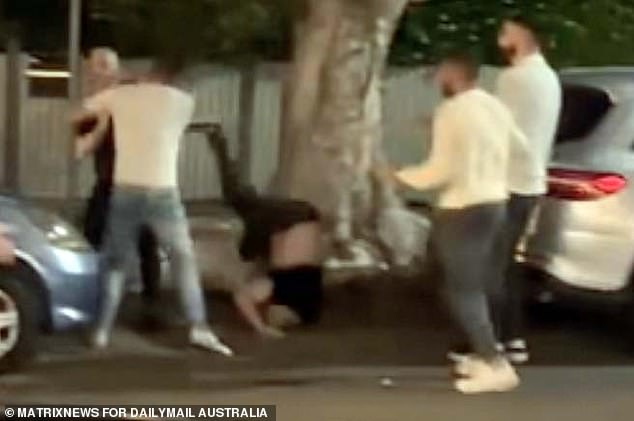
86, 47, 121, 93
88, 48, 120, 75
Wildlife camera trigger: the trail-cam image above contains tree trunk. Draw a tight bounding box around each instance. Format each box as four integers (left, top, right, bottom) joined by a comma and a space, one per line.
276, 0, 417, 267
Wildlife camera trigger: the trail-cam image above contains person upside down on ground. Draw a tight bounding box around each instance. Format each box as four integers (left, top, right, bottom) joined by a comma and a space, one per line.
199, 125, 324, 338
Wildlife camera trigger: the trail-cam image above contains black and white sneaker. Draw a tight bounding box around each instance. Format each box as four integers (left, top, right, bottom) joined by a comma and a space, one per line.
447, 343, 504, 363
504, 339, 529, 365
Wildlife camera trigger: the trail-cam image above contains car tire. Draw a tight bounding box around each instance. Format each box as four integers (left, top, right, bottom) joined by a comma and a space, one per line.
0, 272, 39, 373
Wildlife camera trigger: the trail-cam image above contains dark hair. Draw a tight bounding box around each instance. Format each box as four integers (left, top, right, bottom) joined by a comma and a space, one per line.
504, 12, 543, 45
441, 51, 480, 81
151, 55, 188, 82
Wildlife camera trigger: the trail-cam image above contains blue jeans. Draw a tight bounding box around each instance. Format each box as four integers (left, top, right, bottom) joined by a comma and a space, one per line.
95, 186, 207, 333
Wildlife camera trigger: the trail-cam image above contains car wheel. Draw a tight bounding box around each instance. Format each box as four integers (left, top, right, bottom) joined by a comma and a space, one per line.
0, 273, 39, 372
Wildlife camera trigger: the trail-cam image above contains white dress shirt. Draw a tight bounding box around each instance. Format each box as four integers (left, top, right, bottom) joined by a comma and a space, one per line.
396, 88, 531, 209
496, 53, 562, 196
85, 83, 195, 189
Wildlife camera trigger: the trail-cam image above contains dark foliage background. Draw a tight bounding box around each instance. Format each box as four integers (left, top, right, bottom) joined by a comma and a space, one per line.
2, 0, 634, 67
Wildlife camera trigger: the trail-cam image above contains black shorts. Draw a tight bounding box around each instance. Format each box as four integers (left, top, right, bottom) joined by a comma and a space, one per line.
270, 266, 323, 324
238, 197, 320, 261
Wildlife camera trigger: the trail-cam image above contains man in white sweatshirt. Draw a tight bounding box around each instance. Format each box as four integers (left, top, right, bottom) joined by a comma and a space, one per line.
493, 15, 562, 364
396, 53, 532, 394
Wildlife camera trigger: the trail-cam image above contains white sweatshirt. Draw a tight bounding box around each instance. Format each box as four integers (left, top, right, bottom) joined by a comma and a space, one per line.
396, 88, 531, 209
496, 53, 562, 196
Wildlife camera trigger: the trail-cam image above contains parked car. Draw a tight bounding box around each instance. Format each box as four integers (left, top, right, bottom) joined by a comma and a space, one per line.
0, 195, 98, 371
521, 68, 634, 331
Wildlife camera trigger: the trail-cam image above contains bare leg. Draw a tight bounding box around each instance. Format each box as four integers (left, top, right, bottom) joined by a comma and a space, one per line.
233, 277, 285, 338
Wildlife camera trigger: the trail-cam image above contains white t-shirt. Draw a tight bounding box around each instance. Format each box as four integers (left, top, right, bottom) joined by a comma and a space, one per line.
85, 83, 195, 188
497, 53, 562, 195
397, 88, 531, 209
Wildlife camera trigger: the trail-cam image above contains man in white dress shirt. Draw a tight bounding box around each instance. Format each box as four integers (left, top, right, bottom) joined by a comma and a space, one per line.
492, 15, 562, 364
396, 53, 532, 394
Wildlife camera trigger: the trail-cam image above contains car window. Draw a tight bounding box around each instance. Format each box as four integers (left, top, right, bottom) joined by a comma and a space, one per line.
556, 84, 614, 144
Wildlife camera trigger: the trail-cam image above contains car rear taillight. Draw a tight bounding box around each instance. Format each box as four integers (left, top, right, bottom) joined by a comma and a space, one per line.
547, 168, 628, 201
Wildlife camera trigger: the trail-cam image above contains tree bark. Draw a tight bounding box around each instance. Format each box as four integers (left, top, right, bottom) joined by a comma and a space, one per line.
276, 0, 411, 262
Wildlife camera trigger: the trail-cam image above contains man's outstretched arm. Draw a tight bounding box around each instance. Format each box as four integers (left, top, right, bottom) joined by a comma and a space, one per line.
72, 108, 111, 159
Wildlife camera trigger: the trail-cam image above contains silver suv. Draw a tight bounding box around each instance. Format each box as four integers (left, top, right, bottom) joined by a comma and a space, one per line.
523, 68, 634, 322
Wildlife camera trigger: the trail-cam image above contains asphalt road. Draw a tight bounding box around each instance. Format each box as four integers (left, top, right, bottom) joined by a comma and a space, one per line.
2, 276, 634, 420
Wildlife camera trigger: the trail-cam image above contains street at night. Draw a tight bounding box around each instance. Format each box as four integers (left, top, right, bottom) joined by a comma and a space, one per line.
4, 0, 634, 419
3, 275, 634, 420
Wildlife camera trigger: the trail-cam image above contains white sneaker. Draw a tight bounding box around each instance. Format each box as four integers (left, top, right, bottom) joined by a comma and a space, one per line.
454, 353, 509, 377
453, 357, 520, 394
448, 343, 505, 364
89, 329, 110, 350
454, 355, 479, 378
189, 327, 234, 357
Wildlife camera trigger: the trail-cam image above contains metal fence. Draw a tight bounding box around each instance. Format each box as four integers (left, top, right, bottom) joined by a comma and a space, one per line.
0, 57, 501, 201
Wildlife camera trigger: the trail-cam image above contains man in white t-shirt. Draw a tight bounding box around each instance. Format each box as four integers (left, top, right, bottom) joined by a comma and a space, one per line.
77, 61, 233, 356
75, 47, 163, 330
395, 53, 531, 394
492, 15, 562, 364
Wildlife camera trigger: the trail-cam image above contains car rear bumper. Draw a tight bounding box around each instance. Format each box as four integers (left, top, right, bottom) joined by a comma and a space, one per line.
523, 193, 634, 292
522, 258, 633, 307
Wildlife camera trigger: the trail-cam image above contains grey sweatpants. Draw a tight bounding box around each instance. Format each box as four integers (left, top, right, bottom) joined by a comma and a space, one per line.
433, 202, 506, 360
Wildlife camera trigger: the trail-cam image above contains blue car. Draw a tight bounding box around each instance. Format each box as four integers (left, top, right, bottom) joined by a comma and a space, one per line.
0, 195, 98, 371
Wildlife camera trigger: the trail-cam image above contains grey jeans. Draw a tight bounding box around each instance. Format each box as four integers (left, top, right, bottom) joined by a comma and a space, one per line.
433, 202, 506, 360
95, 186, 207, 333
